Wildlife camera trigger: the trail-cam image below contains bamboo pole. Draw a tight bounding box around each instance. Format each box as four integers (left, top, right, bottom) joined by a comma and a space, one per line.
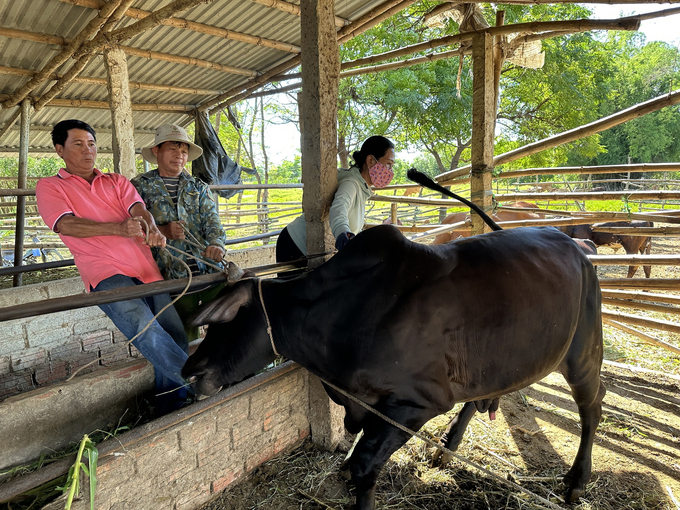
339, 17, 639, 73
0, 65, 225, 95
202, 0, 419, 113
246, 0, 348, 28
0, 96, 197, 112
13, 99, 30, 287
591, 226, 680, 236
494, 190, 680, 201
72, 0, 216, 60
590, 255, 680, 266
337, 0, 419, 44
121, 46, 257, 77
602, 297, 680, 316
498, 163, 680, 179
57, 0, 302, 52
0, 0, 122, 109
602, 310, 680, 336
601, 289, 680, 306
439, 89, 680, 184
599, 279, 680, 291
0, 27, 258, 78
603, 318, 680, 356
33, 53, 96, 111
0, 108, 22, 144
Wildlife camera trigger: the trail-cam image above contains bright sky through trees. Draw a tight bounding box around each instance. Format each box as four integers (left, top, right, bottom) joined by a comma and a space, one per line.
263, 4, 680, 167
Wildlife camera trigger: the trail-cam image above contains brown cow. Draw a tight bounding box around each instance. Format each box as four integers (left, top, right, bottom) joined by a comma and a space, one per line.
560, 221, 652, 278
433, 202, 542, 245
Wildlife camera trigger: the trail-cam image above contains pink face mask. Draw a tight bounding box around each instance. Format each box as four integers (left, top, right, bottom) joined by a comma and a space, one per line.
368, 161, 394, 188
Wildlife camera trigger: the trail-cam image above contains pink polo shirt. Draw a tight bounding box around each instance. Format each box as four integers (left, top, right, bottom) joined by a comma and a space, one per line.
36, 168, 163, 291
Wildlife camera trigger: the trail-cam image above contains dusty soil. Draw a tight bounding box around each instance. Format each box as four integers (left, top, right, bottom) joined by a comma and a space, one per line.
200, 365, 679, 510
200, 232, 680, 510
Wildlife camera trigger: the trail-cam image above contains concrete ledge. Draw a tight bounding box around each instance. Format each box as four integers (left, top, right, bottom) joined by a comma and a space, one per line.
0, 358, 154, 471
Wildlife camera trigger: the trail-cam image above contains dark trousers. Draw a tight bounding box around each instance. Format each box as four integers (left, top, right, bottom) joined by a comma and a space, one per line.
276, 227, 306, 278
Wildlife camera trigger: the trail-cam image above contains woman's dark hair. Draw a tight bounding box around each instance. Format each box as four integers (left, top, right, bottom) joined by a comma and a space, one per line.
51, 119, 97, 147
350, 135, 395, 169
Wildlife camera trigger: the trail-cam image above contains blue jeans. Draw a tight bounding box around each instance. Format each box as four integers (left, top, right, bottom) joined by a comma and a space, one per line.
92, 275, 192, 414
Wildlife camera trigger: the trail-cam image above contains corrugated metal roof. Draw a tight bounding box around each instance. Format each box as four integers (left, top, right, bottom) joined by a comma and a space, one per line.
0, 0, 386, 156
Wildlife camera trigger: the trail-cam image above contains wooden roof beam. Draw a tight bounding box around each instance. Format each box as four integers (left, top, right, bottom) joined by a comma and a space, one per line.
0, 27, 258, 80
199, 0, 420, 113
57, 0, 300, 53
246, 0, 348, 27
0, 0, 122, 110
0, 65, 226, 96
0, 94, 197, 113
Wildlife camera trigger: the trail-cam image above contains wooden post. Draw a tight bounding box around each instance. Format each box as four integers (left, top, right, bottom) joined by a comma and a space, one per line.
104, 46, 136, 178
470, 32, 495, 235
299, 0, 344, 451
13, 99, 30, 287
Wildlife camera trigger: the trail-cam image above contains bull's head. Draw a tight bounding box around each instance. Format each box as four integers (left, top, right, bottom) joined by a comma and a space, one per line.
181, 278, 277, 396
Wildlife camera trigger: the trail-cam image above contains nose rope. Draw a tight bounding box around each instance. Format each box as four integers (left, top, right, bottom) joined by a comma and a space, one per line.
67, 217, 195, 383
257, 277, 280, 357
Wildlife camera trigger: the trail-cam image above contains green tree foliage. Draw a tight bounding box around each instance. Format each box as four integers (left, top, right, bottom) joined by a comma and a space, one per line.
337, 1, 622, 174
580, 34, 680, 167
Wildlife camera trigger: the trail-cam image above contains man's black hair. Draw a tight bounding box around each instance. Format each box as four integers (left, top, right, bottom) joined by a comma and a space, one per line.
51, 119, 97, 147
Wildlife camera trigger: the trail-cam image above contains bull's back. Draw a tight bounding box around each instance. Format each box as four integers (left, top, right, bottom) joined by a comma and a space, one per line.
385, 228, 598, 408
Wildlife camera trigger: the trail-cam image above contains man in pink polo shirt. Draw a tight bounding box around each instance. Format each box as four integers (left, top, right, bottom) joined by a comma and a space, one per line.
36, 119, 192, 416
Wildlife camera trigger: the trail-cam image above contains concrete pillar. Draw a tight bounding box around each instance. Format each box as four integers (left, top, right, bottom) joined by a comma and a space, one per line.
300, 0, 345, 451
470, 32, 495, 236
12, 98, 30, 287
104, 46, 136, 179
300, 0, 339, 263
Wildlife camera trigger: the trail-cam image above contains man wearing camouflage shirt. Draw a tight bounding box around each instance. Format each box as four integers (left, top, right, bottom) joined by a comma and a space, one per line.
132, 124, 227, 340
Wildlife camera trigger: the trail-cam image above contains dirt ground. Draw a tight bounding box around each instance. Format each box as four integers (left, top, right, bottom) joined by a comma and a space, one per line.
200, 231, 680, 510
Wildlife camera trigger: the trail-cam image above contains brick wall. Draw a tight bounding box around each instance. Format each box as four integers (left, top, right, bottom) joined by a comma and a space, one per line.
44, 363, 312, 510
0, 245, 275, 401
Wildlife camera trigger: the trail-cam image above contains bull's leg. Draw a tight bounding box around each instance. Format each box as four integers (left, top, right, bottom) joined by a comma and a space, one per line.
348, 407, 427, 510
561, 375, 606, 502
432, 402, 476, 466
643, 238, 652, 278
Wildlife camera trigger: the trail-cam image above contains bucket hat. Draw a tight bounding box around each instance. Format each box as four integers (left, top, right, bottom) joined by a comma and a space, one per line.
141, 124, 203, 164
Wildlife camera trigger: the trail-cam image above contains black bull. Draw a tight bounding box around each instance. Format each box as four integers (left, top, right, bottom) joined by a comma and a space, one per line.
183, 225, 605, 510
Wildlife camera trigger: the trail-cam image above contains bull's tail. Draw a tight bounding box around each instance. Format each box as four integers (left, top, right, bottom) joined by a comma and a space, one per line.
407, 168, 502, 232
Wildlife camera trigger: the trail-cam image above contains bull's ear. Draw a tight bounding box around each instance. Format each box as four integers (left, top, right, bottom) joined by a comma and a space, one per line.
189, 282, 253, 325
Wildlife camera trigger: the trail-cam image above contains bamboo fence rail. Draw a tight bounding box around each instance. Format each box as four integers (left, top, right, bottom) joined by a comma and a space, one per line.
600, 289, 680, 306
591, 226, 680, 236
438, 90, 680, 184
602, 297, 680, 316
603, 318, 680, 356
602, 310, 680, 335
497, 163, 680, 180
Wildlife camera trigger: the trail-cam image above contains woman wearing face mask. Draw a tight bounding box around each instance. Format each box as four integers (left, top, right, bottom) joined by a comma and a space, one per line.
276, 135, 396, 269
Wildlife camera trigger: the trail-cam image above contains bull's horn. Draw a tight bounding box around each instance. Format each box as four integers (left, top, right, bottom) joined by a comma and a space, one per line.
227, 261, 246, 282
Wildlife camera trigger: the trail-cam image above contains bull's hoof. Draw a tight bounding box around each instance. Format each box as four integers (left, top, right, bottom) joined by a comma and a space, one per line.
563, 486, 584, 503
431, 445, 453, 468
562, 470, 586, 503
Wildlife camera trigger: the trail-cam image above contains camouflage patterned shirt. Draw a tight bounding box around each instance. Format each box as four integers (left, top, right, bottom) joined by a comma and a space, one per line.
131, 169, 226, 280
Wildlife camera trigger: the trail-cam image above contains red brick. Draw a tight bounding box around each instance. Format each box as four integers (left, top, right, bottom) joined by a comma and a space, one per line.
68, 351, 100, 375
0, 372, 34, 400
0, 357, 9, 376
49, 342, 82, 361
212, 469, 242, 493
11, 349, 47, 371
49, 360, 70, 380
32, 363, 52, 385
81, 331, 112, 352
174, 482, 211, 510
99, 344, 131, 365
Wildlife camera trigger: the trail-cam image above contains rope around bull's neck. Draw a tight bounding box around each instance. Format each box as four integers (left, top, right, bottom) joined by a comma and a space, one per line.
257, 277, 280, 357
256, 290, 566, 510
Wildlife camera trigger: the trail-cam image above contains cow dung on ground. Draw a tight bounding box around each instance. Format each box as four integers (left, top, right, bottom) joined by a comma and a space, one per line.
200, 227, 680, 510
